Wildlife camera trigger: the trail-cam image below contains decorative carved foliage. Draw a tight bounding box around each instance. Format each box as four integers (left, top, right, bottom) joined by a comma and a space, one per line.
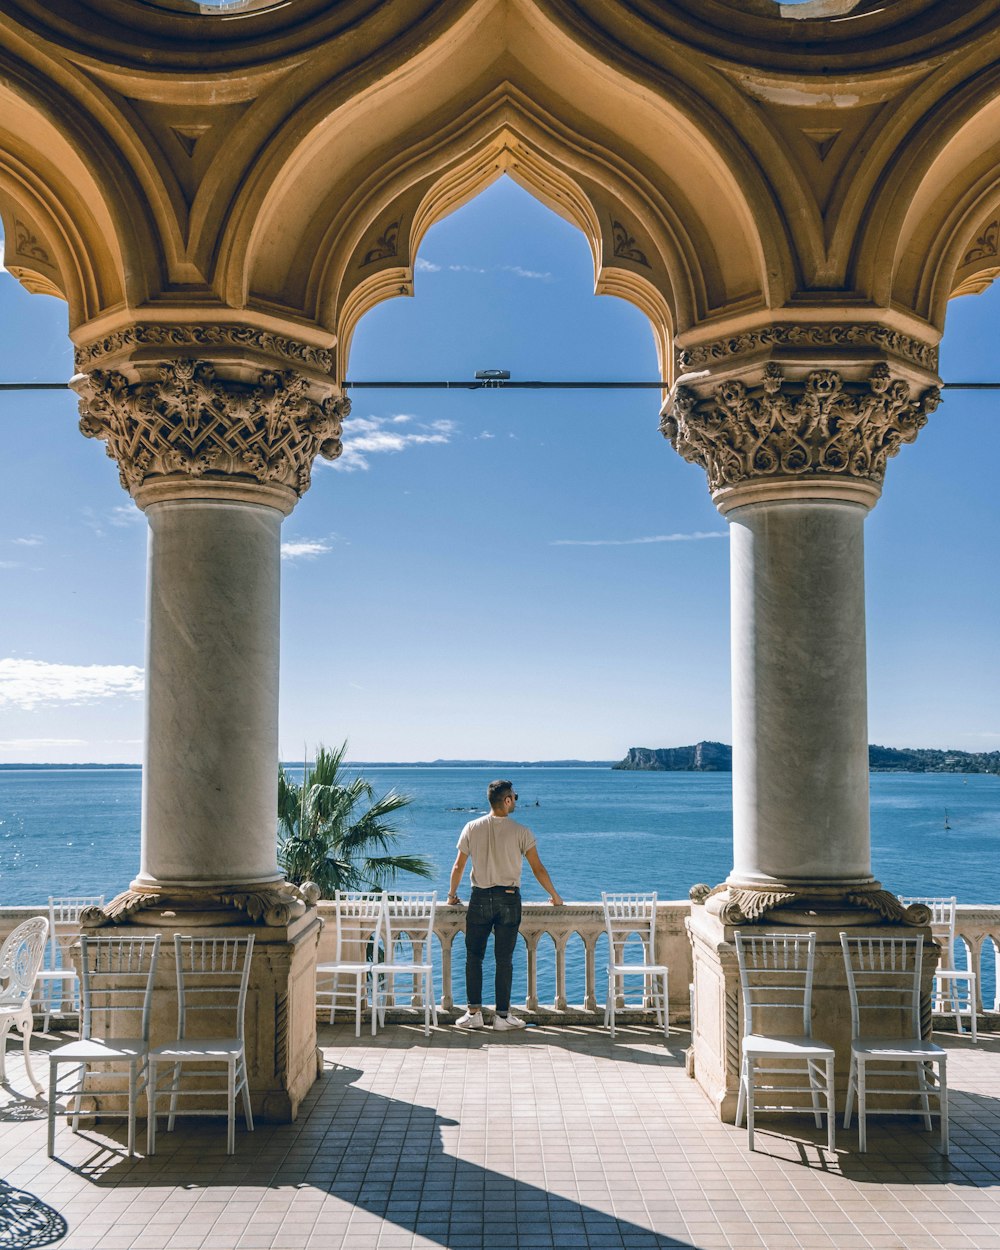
74, 324, 334, 373
88, 882, 311, 928
75, 360, 348, 497
13, 220, 49, 263
362, 220, 400, 266
963, 218, 999, 264
678, 324, 938, 372
661, 363, 940, 492
708, 881, 930, 926
611, 219, 650, 267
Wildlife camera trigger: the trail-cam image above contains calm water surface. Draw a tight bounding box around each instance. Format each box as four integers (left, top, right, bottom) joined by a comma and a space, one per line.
2, 767, 997, 1004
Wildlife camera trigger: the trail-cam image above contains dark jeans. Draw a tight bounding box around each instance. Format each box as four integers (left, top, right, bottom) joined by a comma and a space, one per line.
465, 885, 521, 1014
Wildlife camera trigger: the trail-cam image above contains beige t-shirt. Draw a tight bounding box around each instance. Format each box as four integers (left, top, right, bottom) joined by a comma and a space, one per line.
457, 814, 536, 888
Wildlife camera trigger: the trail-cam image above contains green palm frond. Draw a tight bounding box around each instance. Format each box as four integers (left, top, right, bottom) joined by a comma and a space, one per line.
276, 741, 433, 898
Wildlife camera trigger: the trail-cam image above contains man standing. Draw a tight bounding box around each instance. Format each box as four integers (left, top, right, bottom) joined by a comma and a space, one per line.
447, 779, 563, 1030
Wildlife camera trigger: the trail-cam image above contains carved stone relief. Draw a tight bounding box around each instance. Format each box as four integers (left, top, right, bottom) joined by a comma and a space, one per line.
962, 218, 999, 265
677, 323, 939, 372
611, 219, 650, 267
362, 220, 400, 266
74, 323, 334, 374
74, 360, 347, 497
660, 363, 940, 493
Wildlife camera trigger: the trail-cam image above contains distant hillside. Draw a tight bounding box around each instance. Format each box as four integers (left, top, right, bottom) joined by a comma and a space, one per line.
613, 742, 1000, 774
613, 743, 732, 771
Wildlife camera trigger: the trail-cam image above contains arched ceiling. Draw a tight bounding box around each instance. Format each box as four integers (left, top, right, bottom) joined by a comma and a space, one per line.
0, 0, 998, 356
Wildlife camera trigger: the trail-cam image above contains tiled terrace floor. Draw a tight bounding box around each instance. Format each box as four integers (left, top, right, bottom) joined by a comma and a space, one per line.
2, 1024, 1000, 1250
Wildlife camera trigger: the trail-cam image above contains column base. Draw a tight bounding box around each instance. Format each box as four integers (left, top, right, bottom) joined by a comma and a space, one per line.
80, 890, 322, 1122
687, 901, 937, 1123
691, 879, 931, 927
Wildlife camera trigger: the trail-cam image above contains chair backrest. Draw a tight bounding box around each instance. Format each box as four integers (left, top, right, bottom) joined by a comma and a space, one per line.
333, 892, 386, 963
47, 895, 106, 969
173, 934, 254, 1042
601, 892, 658, 964
898, 895, 958, 968
840, 933, 924, 1041
734, 930, 816, 1039
79, 933, 161, 1040
382, 892, 437, 962
0, 916, 50, 1005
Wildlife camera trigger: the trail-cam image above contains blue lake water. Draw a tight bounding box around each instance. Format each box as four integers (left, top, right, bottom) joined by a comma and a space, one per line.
2, 766, 998, 1006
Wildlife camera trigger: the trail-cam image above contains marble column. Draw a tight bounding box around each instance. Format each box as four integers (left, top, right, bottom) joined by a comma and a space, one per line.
69, 328, 348, 1118
661, 345, 942, 1117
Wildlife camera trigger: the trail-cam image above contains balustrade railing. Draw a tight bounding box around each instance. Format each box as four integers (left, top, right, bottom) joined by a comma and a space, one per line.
2, 901, 997, 1020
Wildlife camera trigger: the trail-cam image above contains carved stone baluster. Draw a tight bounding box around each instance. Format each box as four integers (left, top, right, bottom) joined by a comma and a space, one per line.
525, 933, 539, 1012
584, 935, 598, 1013
439, 929, 455, 1013
554, 935, 568, 1011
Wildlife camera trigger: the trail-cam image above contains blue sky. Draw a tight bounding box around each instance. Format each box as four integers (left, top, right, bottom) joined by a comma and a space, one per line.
1, 177, 998, 763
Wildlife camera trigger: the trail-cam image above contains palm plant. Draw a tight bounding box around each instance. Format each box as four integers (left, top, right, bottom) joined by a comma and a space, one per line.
278, 742, 433, 897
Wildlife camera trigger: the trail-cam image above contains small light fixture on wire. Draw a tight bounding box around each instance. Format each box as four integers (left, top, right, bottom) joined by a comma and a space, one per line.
474, 369, 510, 389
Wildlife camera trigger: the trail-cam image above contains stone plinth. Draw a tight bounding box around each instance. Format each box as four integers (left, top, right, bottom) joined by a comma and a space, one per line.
687, 902, 938, 1123
78, 907, 321, 1123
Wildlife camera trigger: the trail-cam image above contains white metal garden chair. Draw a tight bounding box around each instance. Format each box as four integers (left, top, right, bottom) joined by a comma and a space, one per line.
899, 895, 977, 1042
47, 932, 161, 1157
372, 892, 439, 1037
34, 894, 105, 1031
841, 932, 949, 1155
316, 892, 386, 1036
601, 892, 669, 1040
734, 930, 836, 1152
0, 915, 50, 1095
147, 934, 255, 1156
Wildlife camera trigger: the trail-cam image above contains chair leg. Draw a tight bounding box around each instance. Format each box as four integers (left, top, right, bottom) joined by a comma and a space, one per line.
735, 1059, 747, 1128
127, 1061, 137, 1157
19, 1014, 43, 1095
47, 1059, 58, 1157
0, 1020, 9, 1085
227, 1057, 236, 1155
746, 1062, 756, 1152
147, 1060, 157, 1156
916, 1060, 933, 1131
825, 1057, 835, 1153
167, 1062, 181, 1132
807, 1060, 823, 1129
239, 1056, 254, 1133
857, 1059, 867, 1152
606, 974, 615, 1040
843, 1055, 856, 1129
939, 1058, 949, 1156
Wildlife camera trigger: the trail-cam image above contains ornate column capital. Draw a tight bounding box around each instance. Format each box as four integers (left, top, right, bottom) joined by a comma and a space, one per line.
660, 359, 940, 513
71, 323, 346, 513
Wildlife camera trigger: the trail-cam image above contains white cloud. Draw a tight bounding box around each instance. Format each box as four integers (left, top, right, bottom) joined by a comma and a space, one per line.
550, 531, 729, 547
281, 539, 333, 561
0, 659, 144, 710
0, 738, 87, 750
331, 415, 458, 472
0, 560, 19, 570
499, 264, 554, 282
11, 535, 44, 547
413, 257, 554, 281
109, 505, 144, 527
478, 432, 495, 440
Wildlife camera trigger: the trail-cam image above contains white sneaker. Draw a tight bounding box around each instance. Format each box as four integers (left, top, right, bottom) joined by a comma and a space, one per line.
455, 1009, 485, 1030
492, 1013, 526, 1031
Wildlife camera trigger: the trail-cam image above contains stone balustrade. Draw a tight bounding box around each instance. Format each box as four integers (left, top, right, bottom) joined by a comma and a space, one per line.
4, 899, 998, 1022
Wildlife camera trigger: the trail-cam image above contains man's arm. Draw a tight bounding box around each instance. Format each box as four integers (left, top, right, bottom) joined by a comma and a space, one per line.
447, 850, 468, 904
525, 846, 563, 906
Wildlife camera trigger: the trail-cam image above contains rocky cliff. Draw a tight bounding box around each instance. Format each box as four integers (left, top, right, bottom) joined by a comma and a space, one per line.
613, 742, 733, 771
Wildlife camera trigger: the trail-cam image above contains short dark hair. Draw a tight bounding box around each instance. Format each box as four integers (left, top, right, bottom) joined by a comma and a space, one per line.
487, 779, 514, 807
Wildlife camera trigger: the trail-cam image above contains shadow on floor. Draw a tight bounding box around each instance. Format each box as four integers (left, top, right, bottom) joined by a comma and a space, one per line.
51, 1060, 698, 1249
0, 1180, 68, 1249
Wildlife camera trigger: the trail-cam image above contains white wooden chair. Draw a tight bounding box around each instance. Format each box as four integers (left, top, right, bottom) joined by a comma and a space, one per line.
372, 892, 439, 1037
147, 934, 255, 1156
841, 932, 949, 1155
0, 916, 50, 1095
601, 892, 669, 1040
34, 895, 105, 1031
899, 895, 977, 1041
47, 933, 161, 1157
316, 892, 385, 1036
734, 930, 836, 1152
